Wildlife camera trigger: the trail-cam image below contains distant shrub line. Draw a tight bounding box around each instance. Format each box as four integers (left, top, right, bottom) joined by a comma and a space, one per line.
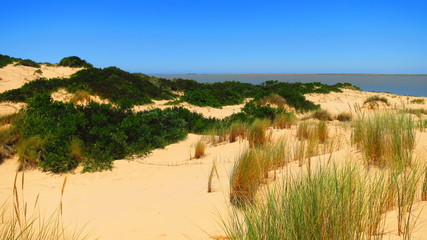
0, 65, 360, 112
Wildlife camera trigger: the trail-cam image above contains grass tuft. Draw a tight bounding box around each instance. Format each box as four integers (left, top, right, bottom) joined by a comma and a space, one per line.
222, 162, 424, 239
336, 112, 352, 122
194, 140, 206, 159
364, 95, 389, 105
352, 112, 415, 168
273, 112, 297, 129
248, 119, 270, 147
228, 122, 248, 143
410, 98, 425, 104
311, 109, 333, 121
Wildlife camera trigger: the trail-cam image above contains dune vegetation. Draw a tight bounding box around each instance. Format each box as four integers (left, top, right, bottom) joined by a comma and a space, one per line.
223, 109, 426, 239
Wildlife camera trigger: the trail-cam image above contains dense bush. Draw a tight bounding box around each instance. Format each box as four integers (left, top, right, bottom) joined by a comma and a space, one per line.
182, 90, 222, 108
0, 67, 175, 106
12, 95, 218, 173
0, 54, 21, 68
59, 56, 93, 68
16, 59, 40, 68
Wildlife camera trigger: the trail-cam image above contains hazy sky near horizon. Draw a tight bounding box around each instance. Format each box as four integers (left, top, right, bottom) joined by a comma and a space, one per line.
2, 0, 426, 74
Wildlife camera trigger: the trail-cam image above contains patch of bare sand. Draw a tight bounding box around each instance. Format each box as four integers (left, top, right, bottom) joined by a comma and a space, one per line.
0, 134, 249, 240
0, 64, 82, 93
306, 89, 427, 115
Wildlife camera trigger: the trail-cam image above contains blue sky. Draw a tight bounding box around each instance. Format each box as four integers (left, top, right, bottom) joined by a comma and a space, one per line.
1, 0, 426, 74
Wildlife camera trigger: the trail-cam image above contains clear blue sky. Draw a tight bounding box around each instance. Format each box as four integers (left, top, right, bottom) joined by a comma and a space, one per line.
1, 0, 426, 74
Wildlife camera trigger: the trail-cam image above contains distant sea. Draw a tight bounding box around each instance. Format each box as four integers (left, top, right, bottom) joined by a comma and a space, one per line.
152, 74, 427, 97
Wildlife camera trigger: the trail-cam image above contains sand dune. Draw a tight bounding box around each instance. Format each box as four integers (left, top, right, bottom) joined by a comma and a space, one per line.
0, 64, 82, 93
1, 67, 427, 239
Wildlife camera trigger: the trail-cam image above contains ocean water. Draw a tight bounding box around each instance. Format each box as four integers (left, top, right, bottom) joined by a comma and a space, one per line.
152, 74, 427, 97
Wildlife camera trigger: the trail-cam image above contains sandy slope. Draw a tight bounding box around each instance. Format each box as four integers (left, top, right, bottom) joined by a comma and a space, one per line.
0, 134, 246, 239
0, 64, 82, 93
305, 89, 427, 115
0, 64, 82, 116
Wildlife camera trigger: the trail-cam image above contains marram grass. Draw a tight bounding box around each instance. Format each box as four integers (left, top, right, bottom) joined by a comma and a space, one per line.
222, 163, 425, 240
352, 112, 415, 169
0, 172, 91, 240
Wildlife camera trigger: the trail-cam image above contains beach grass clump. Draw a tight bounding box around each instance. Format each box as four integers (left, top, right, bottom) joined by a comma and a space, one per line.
230, 148, 266, 206
297, 121, 327, 143
316, 121, 328, 143
336, 112, 352, 122
248, 119, 270, 147
194, 140, 206, 159
364, 95, 389, 105
258, 93, 287, 108
410, 98, 425, 104
391, 166, 424, 236
228, 121, 248, 143
70, 90, 91, 104
311, 109, 333, 121
296, 121, 310, 140
0, 173, 91, 240
230, 139, 288, 206
273, 112, 297, 129
16, 135, 46, 171
206, 125, 229, 145
223, 164, 396, 239
352, 112, 415, 168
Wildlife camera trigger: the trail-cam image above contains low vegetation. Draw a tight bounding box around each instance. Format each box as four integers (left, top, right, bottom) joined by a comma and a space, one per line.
193, 140, 206, 159
273, 112, 297, 129
9, 95, 219, 173
410, 98, 425, 104
0, 173, 90, 239
352, 112, 415, 168
223, 163, 425, 239
0, 54, 21, 68
364, 95, 389, 105
0, 55, 360, 112
311, 109, 333, 121
248, 119, 270, 147
336, 111, 352, 121
230, 139, 288, 206
59, 56, 93, 68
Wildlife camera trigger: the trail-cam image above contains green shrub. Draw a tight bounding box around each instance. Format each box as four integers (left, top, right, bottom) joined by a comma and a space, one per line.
59, 56, 93, 68
0, 54, 21, 68
10, 95, 218, 173
16, 59, 40, 68
182, 90, 222, 108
